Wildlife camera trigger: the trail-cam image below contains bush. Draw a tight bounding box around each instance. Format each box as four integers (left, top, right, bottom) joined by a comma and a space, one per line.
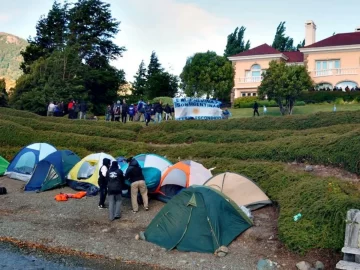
151, 96, 173, 105
234, 98, 305, 108
335, 98, 345, 105
299, 91, 360, 104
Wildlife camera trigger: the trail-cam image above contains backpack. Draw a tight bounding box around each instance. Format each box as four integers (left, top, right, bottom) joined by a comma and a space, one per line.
115, 105, 121, 115
0, 187, 7, 195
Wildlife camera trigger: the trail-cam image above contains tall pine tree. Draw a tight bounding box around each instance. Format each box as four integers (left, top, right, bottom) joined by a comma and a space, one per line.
224, 26, 250, 57
272, 22, 297, 52
132, 60, 147, 98
0, 79, 8, 107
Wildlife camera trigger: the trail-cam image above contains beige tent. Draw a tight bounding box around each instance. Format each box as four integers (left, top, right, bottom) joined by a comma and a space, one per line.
204, 172, 271, 210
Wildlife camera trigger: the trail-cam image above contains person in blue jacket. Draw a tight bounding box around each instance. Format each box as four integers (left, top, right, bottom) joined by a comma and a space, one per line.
128, 104, 135, 121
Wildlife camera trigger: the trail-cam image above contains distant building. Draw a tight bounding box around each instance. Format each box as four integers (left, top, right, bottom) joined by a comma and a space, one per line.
228, 21, 360, 101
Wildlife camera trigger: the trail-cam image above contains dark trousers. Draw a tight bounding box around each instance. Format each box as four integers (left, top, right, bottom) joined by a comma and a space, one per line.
99, 185, 107, 207
253, 109, 259, 116
122, 114, 127, 123
129, 115, 134, 121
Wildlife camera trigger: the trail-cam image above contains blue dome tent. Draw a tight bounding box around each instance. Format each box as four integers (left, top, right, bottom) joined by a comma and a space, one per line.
5, 143, 57, 181
25, 150, 81, 192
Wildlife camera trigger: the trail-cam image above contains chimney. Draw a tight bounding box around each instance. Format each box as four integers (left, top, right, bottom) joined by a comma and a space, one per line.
356, 26, 360, 32
305, 20, 316, 46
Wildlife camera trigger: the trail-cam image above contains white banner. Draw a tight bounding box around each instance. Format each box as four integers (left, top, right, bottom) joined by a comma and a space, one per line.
173, 98, 222, 120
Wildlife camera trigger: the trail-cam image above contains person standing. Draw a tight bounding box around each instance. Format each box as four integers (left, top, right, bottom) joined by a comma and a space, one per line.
58, 101, 64, 117
253, 101, 260, 116
98, 158, 111, 209
105, 105, 112, 121
144, 102, 151, 126
67, 100, 74, 119
125, 157, 148, 213
79, 100, 87, 119
164, 104, 172, 120
107, 161, 124, 221
263, 105, 267, 115
114, 101, 121, 122
128, 104, 135, 121
74, 101, 80, 119
47, 101, 55, 117
121, 99, 128, 123
154, 100, 163, 123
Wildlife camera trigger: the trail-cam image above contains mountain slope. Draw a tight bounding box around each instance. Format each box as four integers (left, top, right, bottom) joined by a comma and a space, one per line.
0, 32, 28, 89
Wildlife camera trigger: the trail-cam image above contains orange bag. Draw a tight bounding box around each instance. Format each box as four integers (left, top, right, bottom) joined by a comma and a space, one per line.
69, 191, 87, 199
55, 194, 68, 201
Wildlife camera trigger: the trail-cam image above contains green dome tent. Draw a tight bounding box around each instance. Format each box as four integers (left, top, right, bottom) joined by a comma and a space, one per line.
144, 186, 253, 253
0, 156, 9, 176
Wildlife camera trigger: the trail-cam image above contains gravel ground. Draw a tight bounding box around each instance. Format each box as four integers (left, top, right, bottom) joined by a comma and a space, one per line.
0, 177, 339, 269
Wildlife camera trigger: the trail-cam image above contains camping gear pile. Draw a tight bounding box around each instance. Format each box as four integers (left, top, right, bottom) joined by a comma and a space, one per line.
0, 142, 272, 255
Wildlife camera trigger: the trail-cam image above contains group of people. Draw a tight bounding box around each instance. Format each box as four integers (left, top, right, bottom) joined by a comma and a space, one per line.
47, 100, 88, 119
98, 157, 149, 221
106, 99, 174, 125
312, 86, 360, 92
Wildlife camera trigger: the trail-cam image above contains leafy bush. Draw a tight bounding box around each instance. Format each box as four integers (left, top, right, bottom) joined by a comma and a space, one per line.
335, 98, 345, 105
299, 91, 360, 104
151, 96, 173, 105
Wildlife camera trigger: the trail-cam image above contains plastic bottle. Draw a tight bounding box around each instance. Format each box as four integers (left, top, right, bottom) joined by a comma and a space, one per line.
293, 213, 302, 222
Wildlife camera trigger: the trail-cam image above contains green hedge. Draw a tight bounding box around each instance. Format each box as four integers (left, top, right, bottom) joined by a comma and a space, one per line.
138, 124, 358, 144
299, 91, 360, 104
149, 111, 360, 132
0, 114, 138, 141
0, 107, 143, 132
234, 97, 305, 108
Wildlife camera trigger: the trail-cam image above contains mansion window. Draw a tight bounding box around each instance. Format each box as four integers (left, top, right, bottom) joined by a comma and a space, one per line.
244, 64, 263, 82
315, 60, 340, 70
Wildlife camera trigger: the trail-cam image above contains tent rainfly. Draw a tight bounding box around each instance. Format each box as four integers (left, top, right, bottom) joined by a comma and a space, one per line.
204, 172, 271, 210
0, 156, 9, 176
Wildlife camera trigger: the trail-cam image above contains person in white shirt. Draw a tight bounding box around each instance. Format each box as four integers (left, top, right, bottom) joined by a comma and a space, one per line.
47, 102, 55, 117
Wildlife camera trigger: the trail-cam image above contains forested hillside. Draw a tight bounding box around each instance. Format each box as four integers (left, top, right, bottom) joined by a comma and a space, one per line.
0, 32, 28, 89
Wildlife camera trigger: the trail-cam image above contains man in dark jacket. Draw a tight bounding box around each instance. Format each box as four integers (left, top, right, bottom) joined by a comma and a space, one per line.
128, 104, 135, 121
98, 158, 111, 209
79, 101, 87, 119
107, 161, 124, 221
164, 104, 172, 120
121, 100, 129, 124
253, 101, 260, 116
124, 157, 148, 213
144, 102, 152, 126
153, 101, 163, 123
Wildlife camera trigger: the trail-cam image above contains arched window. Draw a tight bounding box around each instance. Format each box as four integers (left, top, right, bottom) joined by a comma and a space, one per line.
336, 81, 358, 90
316, 83, 333, 90
245, 64, 262, 82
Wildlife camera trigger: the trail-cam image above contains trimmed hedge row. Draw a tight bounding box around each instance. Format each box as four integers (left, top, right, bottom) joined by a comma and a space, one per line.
147, 111, 360, 133
0, 107, 143, 132
138, 124, 359, 144
1, 118, 359, 174
299, 91, 360, 104
0, 114, 138, 142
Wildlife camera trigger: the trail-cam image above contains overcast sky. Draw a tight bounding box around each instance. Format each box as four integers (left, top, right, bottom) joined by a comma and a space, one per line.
2, 0, 360, 81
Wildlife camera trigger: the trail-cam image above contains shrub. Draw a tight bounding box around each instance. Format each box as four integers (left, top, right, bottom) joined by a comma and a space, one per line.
335, 98, 345, 105
299, 91, 360, 104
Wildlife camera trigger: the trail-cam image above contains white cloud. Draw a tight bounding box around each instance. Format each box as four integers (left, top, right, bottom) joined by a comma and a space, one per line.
112, 0, 232, 81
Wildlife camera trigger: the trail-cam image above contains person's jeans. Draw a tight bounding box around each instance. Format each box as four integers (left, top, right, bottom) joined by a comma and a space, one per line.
155, 112, 162, 123
105, 114, 110, 121
79, 111, 86, 119
108, 194, 122, 220
165, 113, 172, 120
99, 185, 107, 207
130, 180, 148, 212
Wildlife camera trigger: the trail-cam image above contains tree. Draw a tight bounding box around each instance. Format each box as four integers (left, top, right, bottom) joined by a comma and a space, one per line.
180, 51, 234, 101
272, 22, 297, 52
20, 1, 68, 73
16, 0, 126, 115
296, 39, 305, 50
224, 26, 250, 57
144, 51, 178, 99
0, 79, 8, 107
258, 60, 313, 115
132, 60, 147, 97
147, 51, 162, 77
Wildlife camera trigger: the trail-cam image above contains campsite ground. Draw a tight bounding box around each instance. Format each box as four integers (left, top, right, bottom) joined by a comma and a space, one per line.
0, 176, 341, 270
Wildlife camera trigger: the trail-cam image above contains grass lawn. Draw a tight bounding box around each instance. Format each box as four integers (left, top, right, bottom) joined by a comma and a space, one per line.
230, 103, 360, 118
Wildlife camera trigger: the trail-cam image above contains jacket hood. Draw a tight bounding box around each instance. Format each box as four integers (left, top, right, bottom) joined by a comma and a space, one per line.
129, 159, 140, 167
103, 158, 111, 167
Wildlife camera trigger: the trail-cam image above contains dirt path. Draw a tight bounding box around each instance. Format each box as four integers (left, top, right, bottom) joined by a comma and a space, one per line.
0, 177, 339, 269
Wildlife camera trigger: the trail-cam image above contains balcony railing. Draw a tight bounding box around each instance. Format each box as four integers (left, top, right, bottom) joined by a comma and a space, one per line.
313, 68, 359, 77
239, 76, 263, 83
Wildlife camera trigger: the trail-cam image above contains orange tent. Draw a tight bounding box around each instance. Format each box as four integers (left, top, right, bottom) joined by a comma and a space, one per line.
153, 160, 212, 202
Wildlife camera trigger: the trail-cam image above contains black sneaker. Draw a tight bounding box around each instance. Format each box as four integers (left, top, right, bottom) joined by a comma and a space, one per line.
98, 205, 106, 209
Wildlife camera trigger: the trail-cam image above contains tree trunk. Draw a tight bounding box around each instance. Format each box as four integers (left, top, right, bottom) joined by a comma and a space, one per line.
277, 99, 286, 115
288, 99, 295, 115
